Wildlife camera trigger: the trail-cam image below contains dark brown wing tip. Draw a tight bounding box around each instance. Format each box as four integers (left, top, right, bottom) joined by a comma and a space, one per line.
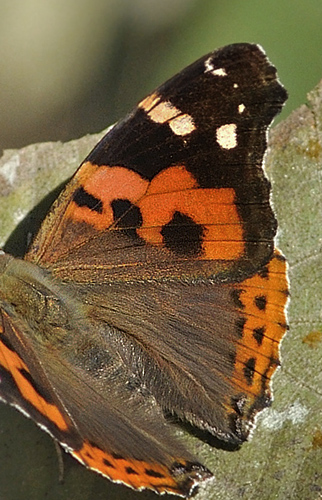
171, 461, 213, 497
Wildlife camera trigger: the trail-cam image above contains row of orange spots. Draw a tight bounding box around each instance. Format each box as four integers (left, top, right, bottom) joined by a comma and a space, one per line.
74, 440, 181, 493
230, 250, 288, 402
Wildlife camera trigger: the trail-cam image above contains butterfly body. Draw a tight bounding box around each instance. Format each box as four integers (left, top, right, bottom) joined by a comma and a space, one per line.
0, 43, 288, 497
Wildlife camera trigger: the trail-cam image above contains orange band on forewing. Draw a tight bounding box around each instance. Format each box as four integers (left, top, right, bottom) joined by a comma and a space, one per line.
138, 166, 243, 260
0, 320, 68, 432
66, 163, 244, 260
74, 440, 181, 494
145, 165, 198, 193
66, 163, 149, 230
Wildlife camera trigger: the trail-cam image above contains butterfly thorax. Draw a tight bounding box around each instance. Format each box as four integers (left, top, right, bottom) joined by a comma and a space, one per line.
0, 253, 74, 343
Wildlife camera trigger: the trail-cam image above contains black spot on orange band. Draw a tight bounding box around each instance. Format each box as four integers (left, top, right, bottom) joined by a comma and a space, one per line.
160, 211, 204, 257
258, 266, 269, 279
231, 289, 245, 309
275, 252, 286, 262
73, 186, 103, 213
125, 466, 139, 475
111, 199, 143, 240
145, 469, 166, 479
254, 295, 267, 311
235, 317, 246, 338
243, 358, 256, 385
103, 457, 115, 468
253, 326, 265, 346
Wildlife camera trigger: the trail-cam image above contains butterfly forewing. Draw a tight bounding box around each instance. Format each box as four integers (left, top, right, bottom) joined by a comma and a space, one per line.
26, 44, 287, 284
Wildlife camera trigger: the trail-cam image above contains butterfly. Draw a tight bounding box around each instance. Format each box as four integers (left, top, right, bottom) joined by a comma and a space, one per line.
0, 43, 288, 497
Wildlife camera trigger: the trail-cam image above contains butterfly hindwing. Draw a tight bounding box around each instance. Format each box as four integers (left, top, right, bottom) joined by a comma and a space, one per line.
0, 255, 211, 496
69, 249, 288, 443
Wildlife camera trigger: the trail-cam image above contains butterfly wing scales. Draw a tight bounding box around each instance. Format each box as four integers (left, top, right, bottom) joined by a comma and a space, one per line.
24, 43, 288, 443
0, 43, 288, 495
26, 44, 287, 284
0, 296, 210, 496
0, 308, 78, 443
68, 250, 288, 443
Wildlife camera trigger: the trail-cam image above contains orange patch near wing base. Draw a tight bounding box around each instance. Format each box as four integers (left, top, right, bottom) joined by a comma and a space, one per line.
230, 250, 288, 405
66, 163, 149, 230
74, 440, 190, 495
0, 314, 69, 432
67, 163, 244, 261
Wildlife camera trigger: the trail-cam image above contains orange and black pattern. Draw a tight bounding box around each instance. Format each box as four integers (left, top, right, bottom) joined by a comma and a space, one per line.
0, 43, 287, 497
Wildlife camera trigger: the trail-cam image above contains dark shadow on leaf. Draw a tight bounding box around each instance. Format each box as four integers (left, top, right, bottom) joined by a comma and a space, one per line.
168, 415, 241, 453
4, 179, 69, 258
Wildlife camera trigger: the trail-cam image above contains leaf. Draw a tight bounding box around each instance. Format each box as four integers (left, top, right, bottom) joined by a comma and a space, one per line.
0, 81, 322, 499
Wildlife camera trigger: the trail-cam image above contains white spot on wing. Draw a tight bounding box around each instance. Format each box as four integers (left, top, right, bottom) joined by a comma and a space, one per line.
138, 92, 160, 112
216, 123, 237, 149
140, 95, 195, 136
212, 67, 227, 76
148, 101, 179, 123
204, 57, 227, 76
238, 103, 245, 114
169, 114, 196, 136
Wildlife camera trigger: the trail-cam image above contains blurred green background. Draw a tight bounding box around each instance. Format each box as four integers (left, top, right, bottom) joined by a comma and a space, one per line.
1, 0, 322, 151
